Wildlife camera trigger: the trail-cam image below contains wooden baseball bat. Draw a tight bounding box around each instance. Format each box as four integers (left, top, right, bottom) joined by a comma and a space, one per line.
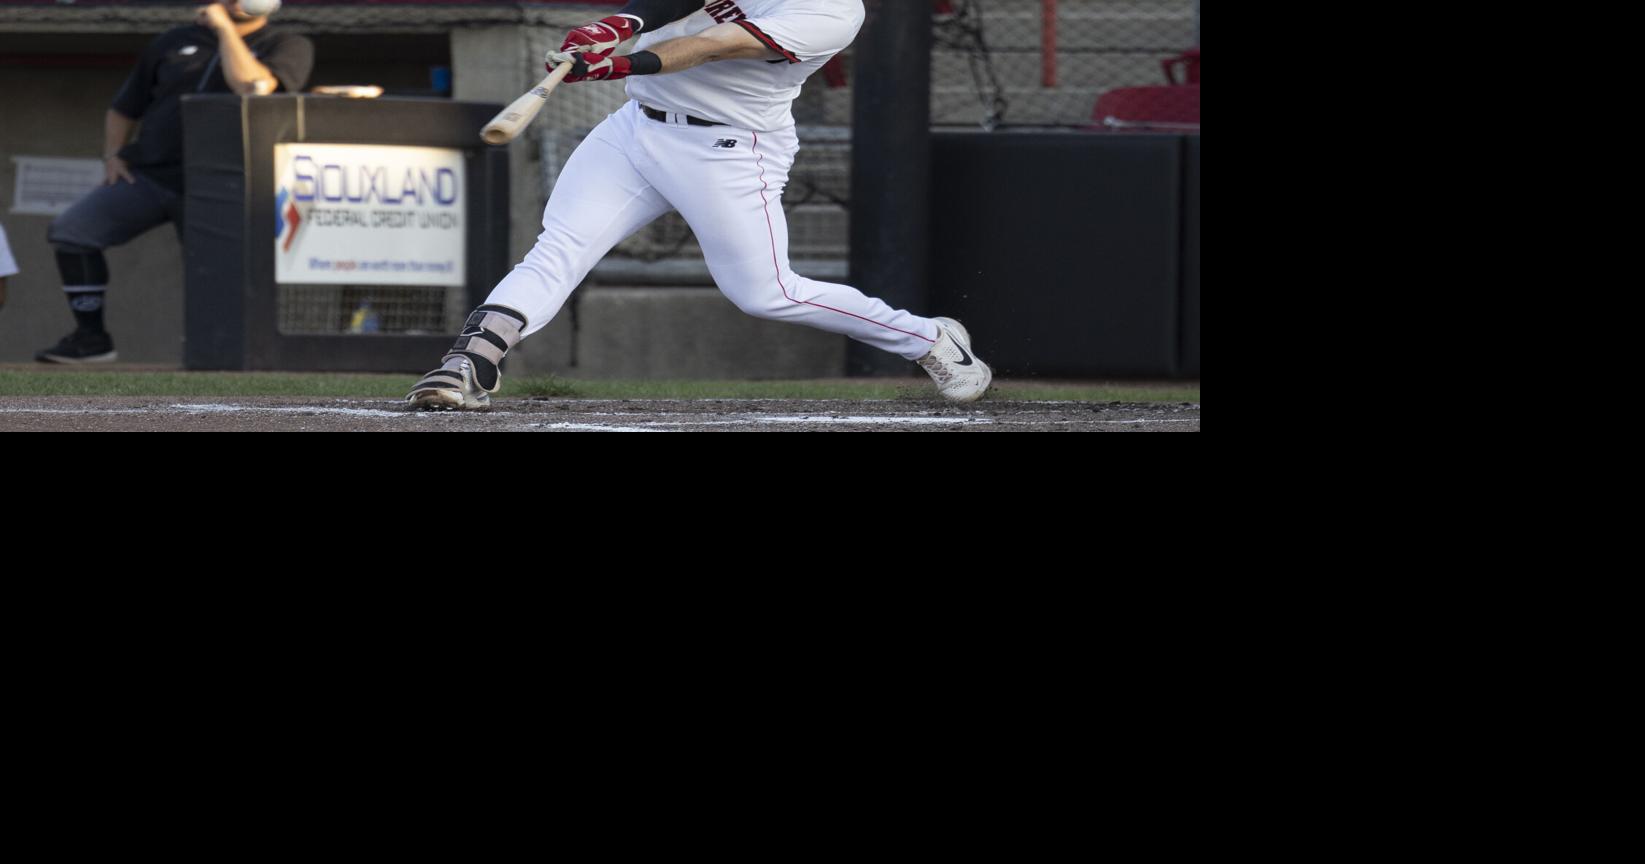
480, 62, 574, 145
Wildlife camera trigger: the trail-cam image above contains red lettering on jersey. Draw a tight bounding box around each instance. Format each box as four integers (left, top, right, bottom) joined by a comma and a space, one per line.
705, 0, 747, 23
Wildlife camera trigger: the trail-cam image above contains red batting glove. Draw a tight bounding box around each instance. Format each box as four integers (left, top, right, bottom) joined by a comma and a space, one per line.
558, 53, 635, 83
551, 15, 636, 65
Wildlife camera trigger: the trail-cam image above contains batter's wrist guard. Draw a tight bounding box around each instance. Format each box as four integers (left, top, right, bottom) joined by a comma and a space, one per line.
565, 53, 641, 82
445, 305, 527, 392
627, 51, 662, 76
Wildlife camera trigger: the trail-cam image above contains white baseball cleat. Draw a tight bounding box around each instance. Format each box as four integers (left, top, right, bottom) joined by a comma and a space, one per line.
406, 357, 492, 411
918, 317, 992, 403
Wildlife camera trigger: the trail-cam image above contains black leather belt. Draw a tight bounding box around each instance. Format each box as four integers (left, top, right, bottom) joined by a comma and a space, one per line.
641, 105, 724, 127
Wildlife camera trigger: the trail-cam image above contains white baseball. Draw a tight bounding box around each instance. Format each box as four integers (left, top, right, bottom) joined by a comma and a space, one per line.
239, 0, 281, 17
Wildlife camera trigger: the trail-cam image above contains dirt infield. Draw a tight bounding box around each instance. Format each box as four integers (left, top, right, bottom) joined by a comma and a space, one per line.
0, 397, 1199, 432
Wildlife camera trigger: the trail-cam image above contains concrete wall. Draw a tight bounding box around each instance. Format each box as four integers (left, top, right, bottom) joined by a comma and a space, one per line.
573, 287, 845, 379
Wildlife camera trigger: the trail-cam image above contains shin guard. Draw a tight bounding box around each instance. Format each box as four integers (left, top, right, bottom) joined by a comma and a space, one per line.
444, 305, 527, 392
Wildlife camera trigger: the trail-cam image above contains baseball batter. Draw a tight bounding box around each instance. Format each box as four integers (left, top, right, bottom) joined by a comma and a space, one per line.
408, 0, 991, 409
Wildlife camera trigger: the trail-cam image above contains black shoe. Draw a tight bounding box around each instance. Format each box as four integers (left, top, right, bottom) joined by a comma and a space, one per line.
36, 330, 117, 364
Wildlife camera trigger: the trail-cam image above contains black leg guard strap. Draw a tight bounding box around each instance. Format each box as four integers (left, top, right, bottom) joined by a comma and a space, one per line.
55, 246, 110, 288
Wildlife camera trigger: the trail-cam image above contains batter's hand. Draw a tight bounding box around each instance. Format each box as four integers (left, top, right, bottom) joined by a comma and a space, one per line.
557, 53, 636, 83
545, 15, 636, 68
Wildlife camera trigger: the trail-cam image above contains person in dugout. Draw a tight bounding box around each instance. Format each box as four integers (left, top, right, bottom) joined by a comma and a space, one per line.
37, 0, 312, 363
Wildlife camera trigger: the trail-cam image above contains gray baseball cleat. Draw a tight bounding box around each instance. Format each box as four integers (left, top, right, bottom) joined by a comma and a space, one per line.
918, 317, 992, 403
406, 356, 492, 411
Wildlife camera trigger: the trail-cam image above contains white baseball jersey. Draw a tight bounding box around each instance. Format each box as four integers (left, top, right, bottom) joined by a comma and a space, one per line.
626, 0, 865, 131
0, 225, 18, 278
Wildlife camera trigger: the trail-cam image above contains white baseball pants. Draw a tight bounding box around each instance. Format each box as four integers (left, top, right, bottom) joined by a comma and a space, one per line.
487, 100, 941, 360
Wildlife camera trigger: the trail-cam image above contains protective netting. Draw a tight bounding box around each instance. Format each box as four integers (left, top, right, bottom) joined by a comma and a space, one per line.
1, 0, 1201, 121
933, 0, 1199, 129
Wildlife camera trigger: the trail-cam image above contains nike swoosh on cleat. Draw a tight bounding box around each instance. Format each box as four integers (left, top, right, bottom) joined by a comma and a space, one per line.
949, 333, 974, 366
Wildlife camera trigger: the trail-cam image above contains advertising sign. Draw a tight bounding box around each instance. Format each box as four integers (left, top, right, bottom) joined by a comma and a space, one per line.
275, 143, 465, 287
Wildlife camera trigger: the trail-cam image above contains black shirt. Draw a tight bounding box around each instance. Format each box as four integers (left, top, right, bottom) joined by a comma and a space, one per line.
112, 24, 314, 191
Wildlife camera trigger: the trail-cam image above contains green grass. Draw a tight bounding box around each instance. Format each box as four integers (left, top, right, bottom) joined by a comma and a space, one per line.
0, 370, 413, 398
0, 369, 1198, 403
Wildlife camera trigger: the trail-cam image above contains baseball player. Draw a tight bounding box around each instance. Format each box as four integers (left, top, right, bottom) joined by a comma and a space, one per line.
0, 223, 18, 309
408, 0, 990, 409
37, 1, 312, 363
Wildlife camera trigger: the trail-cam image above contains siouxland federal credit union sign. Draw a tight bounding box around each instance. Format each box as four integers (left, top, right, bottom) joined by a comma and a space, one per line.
274, 143, 466, 287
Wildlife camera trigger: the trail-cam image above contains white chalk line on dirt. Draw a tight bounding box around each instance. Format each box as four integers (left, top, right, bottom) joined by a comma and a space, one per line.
556, 413, 1196, 427
521, 417, 990, 431
531, 423, 668, 432
574, 414, 991, 426
0, 404, 408, 418
0, 408, 157, 415
170, 403, 406, 418
566, 418, 1195, 429
705, 416, 990, 426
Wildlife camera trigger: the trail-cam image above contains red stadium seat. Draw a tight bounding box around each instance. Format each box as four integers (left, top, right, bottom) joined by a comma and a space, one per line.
1089, 85, 1200, 132
1089, 47, 1201, 133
